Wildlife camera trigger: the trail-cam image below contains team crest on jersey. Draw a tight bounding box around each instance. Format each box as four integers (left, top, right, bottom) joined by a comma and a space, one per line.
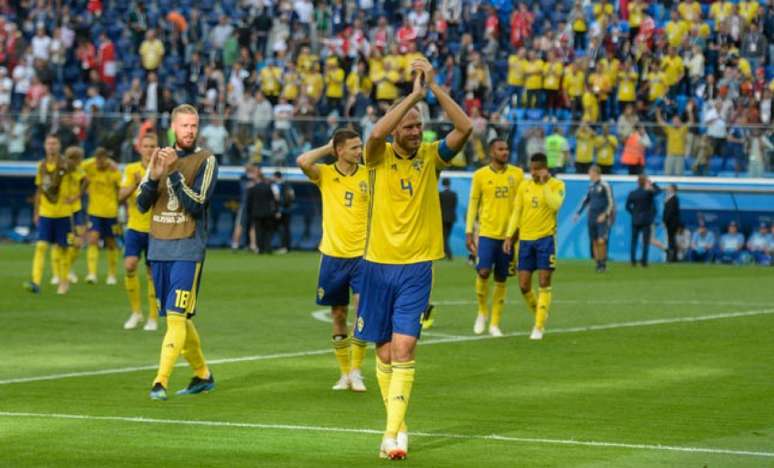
317, 287, 325, 301
359, 181, 368, 194
508, 176, 516, 186
166, 182, 180, 211
391, 164, 398, 171
357, 316, 364, 332
411, 158, 424, 172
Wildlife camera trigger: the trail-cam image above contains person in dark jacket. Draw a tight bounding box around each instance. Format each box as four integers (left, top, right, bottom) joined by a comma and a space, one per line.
625, 174, 660, 266
662, 184, 680, 263
246, 169, 277, 254
271, 171, 295, 254
439, 178, 458, 260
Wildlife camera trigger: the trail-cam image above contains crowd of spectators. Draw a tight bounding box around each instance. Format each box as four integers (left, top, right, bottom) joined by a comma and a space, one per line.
0, 0, 773, 175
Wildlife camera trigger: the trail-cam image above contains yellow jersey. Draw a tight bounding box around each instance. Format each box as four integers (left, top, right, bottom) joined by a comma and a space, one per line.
303, 72, 325, 101
599, 58, 620, 86
281, 71, 301, 101
661, 55, 685, 86
507, 55, 526, 86
581, 91, 599, 123
575, 127, 596, 163
524, 59, 544, 90
647, 71, 667, 101
375, 70, 401, 101
507, 178, 566, 241
595, 134, 618, 166
543, 62, 563, 91
65, 166, 86, 213
665, 20, 689, 48
83, 159, 121, 218
325, 67, 345, 98
564, 68, 585, 97
121, 161, 151, 233
628, 1, 643, 26
297, 52, 318, 73
259, 66, 282, 97
739, 1, 759, 22
466, 165, 525, 240
310, 163, 369, 258
346, 71, 373, 97
662, 125, 688, 156
35, 160, 71, 218
365, 141, 446, 264
617, 70, 638, 102
678, 2, 701, 21
710, 1, 733, 22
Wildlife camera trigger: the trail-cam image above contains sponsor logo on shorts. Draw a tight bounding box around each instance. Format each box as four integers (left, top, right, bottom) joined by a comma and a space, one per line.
357, 316, 364, 332
317, 287, 325, 301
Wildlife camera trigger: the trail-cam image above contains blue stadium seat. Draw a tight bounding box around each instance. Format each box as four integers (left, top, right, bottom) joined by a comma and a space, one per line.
676, 95, 688, 115
767, 66, 774, 80
526, 109, 544, 121
0, 207, 12, 230
709, 157, 725, 173
647, 155, 665, 173
16, 207, 32, 227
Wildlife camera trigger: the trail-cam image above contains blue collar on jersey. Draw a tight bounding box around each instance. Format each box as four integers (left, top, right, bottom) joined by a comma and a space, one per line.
175, 145, 200, 157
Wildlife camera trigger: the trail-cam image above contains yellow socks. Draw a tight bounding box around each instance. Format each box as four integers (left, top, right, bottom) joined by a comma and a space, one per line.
333, 335, 352, 376
350, 337, 367, 371
182, 320, 210, 379
147, 276, 159, 320
106, 247, 118, 277
536, 287, 552, 331
68, 245, 80, 274
385, 360, 415, 438
32, 241, 48, 285
490, 282, 507, 327
153, 314, 187, 388
53, 246, 69, 281
87, 244, 99, 276
125, 271, 141, 313
522, 290, 538, 317
475, 276, 490, 317
376, 358, 407, 435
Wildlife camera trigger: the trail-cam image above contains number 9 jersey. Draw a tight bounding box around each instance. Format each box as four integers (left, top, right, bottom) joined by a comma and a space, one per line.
312, 163, 369, 258
364, 141, 448, 264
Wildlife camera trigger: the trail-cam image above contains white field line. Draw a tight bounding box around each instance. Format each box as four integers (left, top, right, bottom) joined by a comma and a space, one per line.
1, 308, 773, 386
432, 299, 772, 307
0, 411, 772, 459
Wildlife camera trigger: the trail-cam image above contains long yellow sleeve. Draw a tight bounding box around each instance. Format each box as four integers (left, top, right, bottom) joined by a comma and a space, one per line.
506, 185, 524, 237
465, 175, 481, 234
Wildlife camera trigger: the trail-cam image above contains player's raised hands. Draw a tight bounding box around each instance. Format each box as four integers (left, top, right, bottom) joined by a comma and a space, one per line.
160, 147, 179, 173
411, 58, 435, 88
411, 68, 427, 99
148, 148, 165, 181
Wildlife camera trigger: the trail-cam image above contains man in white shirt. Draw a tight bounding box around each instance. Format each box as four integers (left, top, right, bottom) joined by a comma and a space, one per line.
408, 3, 430, 38
702, 99, 726, 160
31, 25, 52, 61
210, 16, 234, 51
200, 116, 230, 163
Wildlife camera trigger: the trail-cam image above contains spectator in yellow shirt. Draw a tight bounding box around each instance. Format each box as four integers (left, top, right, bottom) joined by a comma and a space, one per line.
139, 30, 164, 72
646, 63, 667, 102
710, 1, 734, 23
616, 59, 638, 115
628, 0, 644, 40
664, 11, 689, 49
569, 1, 587, 50
324, 58, 346, 114
303, 62, 325, 103
563, 59, 586, 120
678, 0, 701, 22
507, 47, 527, 107
739, 0, 760, 23
593, 0, 614, 25
543, 51, 563, 118
575, 122, 596, 173
523, 50, 544, 109
281, 62, 301, 102
594, 124, 618, 173
588, 66, 611, 121
656, 108, 689, 176
296, 46, 318, 74
260, 60, 283, 104
661, 48, 685, 98
346, 61, 373, 98
374, 61, 400, 109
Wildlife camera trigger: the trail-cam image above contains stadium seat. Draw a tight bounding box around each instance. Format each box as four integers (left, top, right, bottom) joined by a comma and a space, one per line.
767, 66, 774, 80
709, 157, 725, 174
526, 109, 544, 121
676, 95, 688, 115
647, 155, 665, 173
0, 207, 12, 231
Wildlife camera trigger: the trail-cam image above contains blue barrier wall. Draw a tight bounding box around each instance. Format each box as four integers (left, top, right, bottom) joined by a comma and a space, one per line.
2, 162, 773, 262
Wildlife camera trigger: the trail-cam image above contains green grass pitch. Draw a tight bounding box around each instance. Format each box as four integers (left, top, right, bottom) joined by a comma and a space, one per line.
1, 244, 773, 467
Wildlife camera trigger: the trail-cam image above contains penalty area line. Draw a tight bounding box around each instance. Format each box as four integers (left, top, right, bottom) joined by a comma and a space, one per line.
1, 308, 772, 386
0, 411, 772, 459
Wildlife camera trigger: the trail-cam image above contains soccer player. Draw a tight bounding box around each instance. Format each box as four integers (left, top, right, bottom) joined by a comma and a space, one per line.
137, 104, 217, 401
503, 153, 566, 341
82, 148, 121, 285
356, 58, 472, 460
120, 132, 160, 331
296, 128, 369, 392
466, 138, 524, 337
25, 134, 72, 295
63, 146, 87, 284
573, 165, 614, 272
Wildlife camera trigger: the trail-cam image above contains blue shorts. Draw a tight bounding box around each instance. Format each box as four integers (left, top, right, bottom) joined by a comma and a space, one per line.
477, 236, 515, 279
124, 229, 150, 262
72, 209, 87, 228
150, 260, 204, 318
588, 219, 609, 241
316, 255, 363, 306
89, 216, 120, 239
37, 216, 71, 247
355, 260, 432, 343
518, 236, 557, 271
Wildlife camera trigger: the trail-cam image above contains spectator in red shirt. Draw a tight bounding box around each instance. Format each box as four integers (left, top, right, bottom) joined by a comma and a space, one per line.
97, 33, 117, 92
396, 17, 417, 53
510, 3, 534, 48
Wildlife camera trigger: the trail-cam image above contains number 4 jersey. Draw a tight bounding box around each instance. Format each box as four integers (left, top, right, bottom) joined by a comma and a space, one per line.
313, 163, 369, 258
466, 164, 525, 240
364, 141, 447, 264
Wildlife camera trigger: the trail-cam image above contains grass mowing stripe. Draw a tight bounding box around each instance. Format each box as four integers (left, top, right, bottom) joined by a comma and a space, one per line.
1, 411, 772, 459
2, 308, 772, 386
